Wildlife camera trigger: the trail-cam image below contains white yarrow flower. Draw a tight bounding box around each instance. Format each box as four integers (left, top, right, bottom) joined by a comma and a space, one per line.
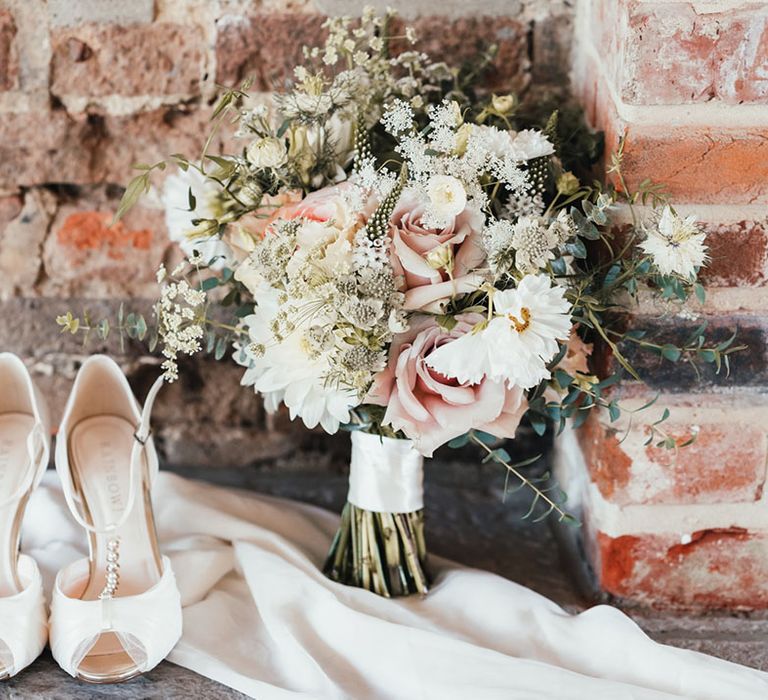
639, 206, 708, 279
426, 274, 572, 389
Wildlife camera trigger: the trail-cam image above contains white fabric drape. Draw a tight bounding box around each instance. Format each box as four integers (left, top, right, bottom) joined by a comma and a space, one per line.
21, 471, 768, 699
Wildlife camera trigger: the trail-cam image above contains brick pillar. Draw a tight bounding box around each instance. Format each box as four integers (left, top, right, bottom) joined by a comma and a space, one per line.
561, 0, 768, 609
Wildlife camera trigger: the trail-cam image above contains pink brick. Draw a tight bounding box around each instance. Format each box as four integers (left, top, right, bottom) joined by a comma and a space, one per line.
590, 0, 768, 105
51, 22, 206, 98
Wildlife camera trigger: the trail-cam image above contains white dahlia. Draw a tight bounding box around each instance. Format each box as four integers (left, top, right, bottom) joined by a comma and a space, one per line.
236, 289, 357, 434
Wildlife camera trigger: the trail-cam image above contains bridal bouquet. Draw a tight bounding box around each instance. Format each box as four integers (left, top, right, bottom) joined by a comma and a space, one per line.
62, 8, 737, 597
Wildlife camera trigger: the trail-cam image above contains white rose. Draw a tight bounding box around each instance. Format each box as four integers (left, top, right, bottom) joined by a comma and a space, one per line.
247, 137, 287, 169
426, 175, 467, 220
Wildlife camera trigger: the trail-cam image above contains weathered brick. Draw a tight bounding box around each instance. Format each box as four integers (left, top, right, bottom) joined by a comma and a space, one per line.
51, 22, 206, 99
592, 313, 768, 392
0, 107, 216, 189
579, 402, 767, 506
595, 529, 768, 609
0, 8, 19, 91
216, 13, 530, 94
39, 187, 169, 298
615, 126, 768, 205
702, 219, 768, 288
579, 61, 768, 204
391, 16, 530, 94
215, 13, 328, 89
589, 0, 768, 105
0, 190, 54, 300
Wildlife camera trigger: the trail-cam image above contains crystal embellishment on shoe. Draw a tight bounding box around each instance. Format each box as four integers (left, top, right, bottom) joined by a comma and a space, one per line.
98, 539, 121, 600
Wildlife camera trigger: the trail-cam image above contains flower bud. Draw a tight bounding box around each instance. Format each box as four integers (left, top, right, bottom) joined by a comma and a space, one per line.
556, 171, 580, 196
491, 93, 516, 115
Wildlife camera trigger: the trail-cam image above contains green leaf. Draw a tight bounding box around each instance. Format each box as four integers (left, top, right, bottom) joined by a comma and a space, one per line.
694, 283, 706, 304
661, 344, 682, 362
187, 186, 197, 211
447, 434, 470, 448
113, 171, 150, 224
214, 336, 228, 360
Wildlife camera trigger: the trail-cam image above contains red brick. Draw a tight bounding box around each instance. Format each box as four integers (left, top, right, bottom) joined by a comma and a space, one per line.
215, 14, 327, 89
0, 107, 216, 189
590, 0, 768, 105
702, 220, 768, 287
0, 9, 18, 91
582, 62, 768, 204
616, 126, 768, 204
391, 16, 530, 94
40, 187, 169, 298
596, 529, 768, 609
51, 23, 205, 98
579, 411, 767, 506
216, 14, 530, 94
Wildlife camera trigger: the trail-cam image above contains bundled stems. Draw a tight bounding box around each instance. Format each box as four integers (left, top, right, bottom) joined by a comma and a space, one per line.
323, 503, 429, 597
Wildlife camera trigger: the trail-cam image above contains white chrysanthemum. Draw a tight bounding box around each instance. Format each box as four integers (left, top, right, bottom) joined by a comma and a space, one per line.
162, 167, 232, 269
508, 129, 555, 161
639, 206, 708, 279
426, 274, 572, 389
236, 289, 357, 434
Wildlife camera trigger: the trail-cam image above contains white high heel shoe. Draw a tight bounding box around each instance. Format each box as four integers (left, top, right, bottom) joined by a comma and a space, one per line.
50, 355, 182, 682
0, 353, 49, 679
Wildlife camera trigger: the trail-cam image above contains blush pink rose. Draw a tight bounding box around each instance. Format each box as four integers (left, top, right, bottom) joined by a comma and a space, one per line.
388, 190, 487, 313
366, 314, 528, 457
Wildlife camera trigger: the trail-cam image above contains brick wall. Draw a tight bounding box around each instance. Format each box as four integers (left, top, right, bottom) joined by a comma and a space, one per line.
560, 0, 768, 610
0, 0, 573, 469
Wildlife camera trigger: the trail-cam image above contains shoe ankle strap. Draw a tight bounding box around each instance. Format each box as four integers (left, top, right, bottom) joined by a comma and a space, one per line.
63, 374, 165, 536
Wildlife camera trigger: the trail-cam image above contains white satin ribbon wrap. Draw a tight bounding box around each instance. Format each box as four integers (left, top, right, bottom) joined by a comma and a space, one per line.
0, 555, 47, 676
347, 432, 424, 513
49, 555, 182, 678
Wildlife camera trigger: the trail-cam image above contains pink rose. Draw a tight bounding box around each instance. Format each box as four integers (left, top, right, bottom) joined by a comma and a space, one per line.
389, 190, 487, 313
366, 315, 528, 457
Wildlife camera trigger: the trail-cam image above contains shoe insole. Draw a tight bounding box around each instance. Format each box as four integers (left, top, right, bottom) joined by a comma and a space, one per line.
69, 415, 162, 682
0, 413, 35, 597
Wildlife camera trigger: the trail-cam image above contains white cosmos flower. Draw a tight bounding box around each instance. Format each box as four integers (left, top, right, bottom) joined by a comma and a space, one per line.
426, 274, 572, 389
236, 287, 357, 434
639, 206, 708, 279
426, 175, 467, 221
163, 167, 232, 269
